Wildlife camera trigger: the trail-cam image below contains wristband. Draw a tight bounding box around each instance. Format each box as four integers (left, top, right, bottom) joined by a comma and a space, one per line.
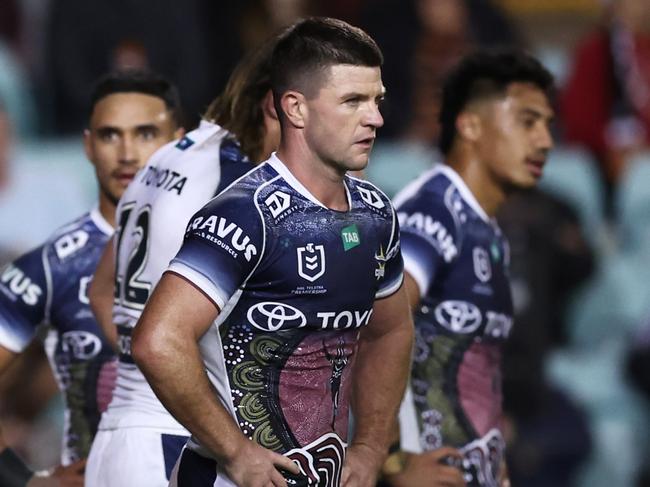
0, 448, 34, 487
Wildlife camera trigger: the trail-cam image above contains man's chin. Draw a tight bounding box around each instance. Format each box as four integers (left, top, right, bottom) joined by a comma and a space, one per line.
101, 186, 122, 206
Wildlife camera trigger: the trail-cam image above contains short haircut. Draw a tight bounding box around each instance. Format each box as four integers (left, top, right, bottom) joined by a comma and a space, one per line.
204, 38, 276, 162
438, 49, 554, 155
270, 17, 383, 110
89, 69, 183, 128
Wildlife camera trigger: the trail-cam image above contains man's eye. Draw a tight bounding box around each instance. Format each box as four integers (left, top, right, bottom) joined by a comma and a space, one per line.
522, 118, 536, 129
139, 129, 158, 140
99, 131, 118, 142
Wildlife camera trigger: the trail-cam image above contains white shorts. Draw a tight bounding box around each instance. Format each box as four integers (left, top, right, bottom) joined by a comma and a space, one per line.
86, 428, 189, 487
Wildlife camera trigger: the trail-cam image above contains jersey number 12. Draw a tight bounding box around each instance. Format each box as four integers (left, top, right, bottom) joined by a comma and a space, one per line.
114, 203, 152, 309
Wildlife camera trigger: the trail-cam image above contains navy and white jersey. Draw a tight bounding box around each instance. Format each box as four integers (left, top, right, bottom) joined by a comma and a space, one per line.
102, 121, 253, 432
168, 154, 403, 486
0, 208, 116, 464
393, 164, 513, 487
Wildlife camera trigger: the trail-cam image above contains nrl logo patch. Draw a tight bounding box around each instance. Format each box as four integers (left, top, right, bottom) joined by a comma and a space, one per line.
473, 247, 492, 283
297, 243, 326, 282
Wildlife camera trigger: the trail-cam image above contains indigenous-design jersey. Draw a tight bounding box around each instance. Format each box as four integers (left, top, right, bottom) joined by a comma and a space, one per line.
168, 154, 403, 486
103, 121, 253, 432
0, 209, 116, 464
393, 165, 513, 487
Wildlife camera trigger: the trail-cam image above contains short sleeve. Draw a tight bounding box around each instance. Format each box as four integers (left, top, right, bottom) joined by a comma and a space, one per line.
396, 199, 459, 297
375, 205, 404, 299
0, 245, 49, 352
167, 190, 263, 310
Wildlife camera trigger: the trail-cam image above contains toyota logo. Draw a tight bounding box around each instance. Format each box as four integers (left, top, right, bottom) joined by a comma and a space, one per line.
434, 300, 482, 334
247, 302, 307, 331
61, 331, 102, 359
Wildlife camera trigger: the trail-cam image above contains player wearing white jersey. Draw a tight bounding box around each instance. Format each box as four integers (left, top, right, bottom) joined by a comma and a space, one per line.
85, 42, 281, 487
0, 70, 183, 487
132, 18, 414, 487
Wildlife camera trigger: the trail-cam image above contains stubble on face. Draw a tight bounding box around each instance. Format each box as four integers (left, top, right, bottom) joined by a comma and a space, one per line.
302, 64, 385, 175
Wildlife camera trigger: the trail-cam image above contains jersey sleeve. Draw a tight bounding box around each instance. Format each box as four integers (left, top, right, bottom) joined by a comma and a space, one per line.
0, 245, 50, 352
375, 204, 404, 299
167, 189, 263, 310
395, 197, 459, 297
214, 139, 254, 196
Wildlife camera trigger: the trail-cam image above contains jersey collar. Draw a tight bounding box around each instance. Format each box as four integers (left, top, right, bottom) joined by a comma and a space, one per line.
267, 153, 352, 211
90, 205, 114, 236
436, 164, 491, 223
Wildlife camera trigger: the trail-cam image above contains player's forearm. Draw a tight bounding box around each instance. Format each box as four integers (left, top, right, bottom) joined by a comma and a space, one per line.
352, 320, 413, 455
89, 290, 117, 351
89, 244, 118, 350
132, 325, 245, 462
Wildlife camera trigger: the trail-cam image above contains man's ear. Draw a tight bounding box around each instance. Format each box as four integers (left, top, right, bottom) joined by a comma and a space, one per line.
455, 111, 482, 143
280, 91, 307, 129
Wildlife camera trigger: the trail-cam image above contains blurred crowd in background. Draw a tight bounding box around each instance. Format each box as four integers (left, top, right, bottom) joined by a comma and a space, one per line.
2, 0, 650, 486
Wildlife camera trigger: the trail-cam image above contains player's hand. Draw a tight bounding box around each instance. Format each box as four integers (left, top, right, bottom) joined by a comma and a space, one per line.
498, 458, 510, 487
341, 442, 384, 487
223, 439, 300, 487
384, 447, 466, 487
26, 458, 86, 487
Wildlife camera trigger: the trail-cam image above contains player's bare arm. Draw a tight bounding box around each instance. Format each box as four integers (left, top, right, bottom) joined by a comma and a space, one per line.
383, 272, 465, 487
89, 240, 118, 350
131, 272, 299, 486
342, 283, 414, 487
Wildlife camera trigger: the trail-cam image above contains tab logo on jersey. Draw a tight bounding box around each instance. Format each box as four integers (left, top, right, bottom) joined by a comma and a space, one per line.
297, 243, 326, 282
175, 136, 194, 151
61, 331, 102, 360
265, 191, 291, 218
247, 302, 307, 331
358, 187, 385, 209
0, 264, 42, 306
473, 247, 492, 283
341, 224, 360, 251
189, 215, 258, 261
434, 300, 482, 334
54, 230, 89, 260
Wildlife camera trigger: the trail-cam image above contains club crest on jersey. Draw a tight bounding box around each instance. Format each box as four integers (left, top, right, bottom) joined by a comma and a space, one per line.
264, 190, 291, 219
374, 242, 399, 280
473, 247, 492, 283
358, 187, 385, 210
297, 243, 326, 282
